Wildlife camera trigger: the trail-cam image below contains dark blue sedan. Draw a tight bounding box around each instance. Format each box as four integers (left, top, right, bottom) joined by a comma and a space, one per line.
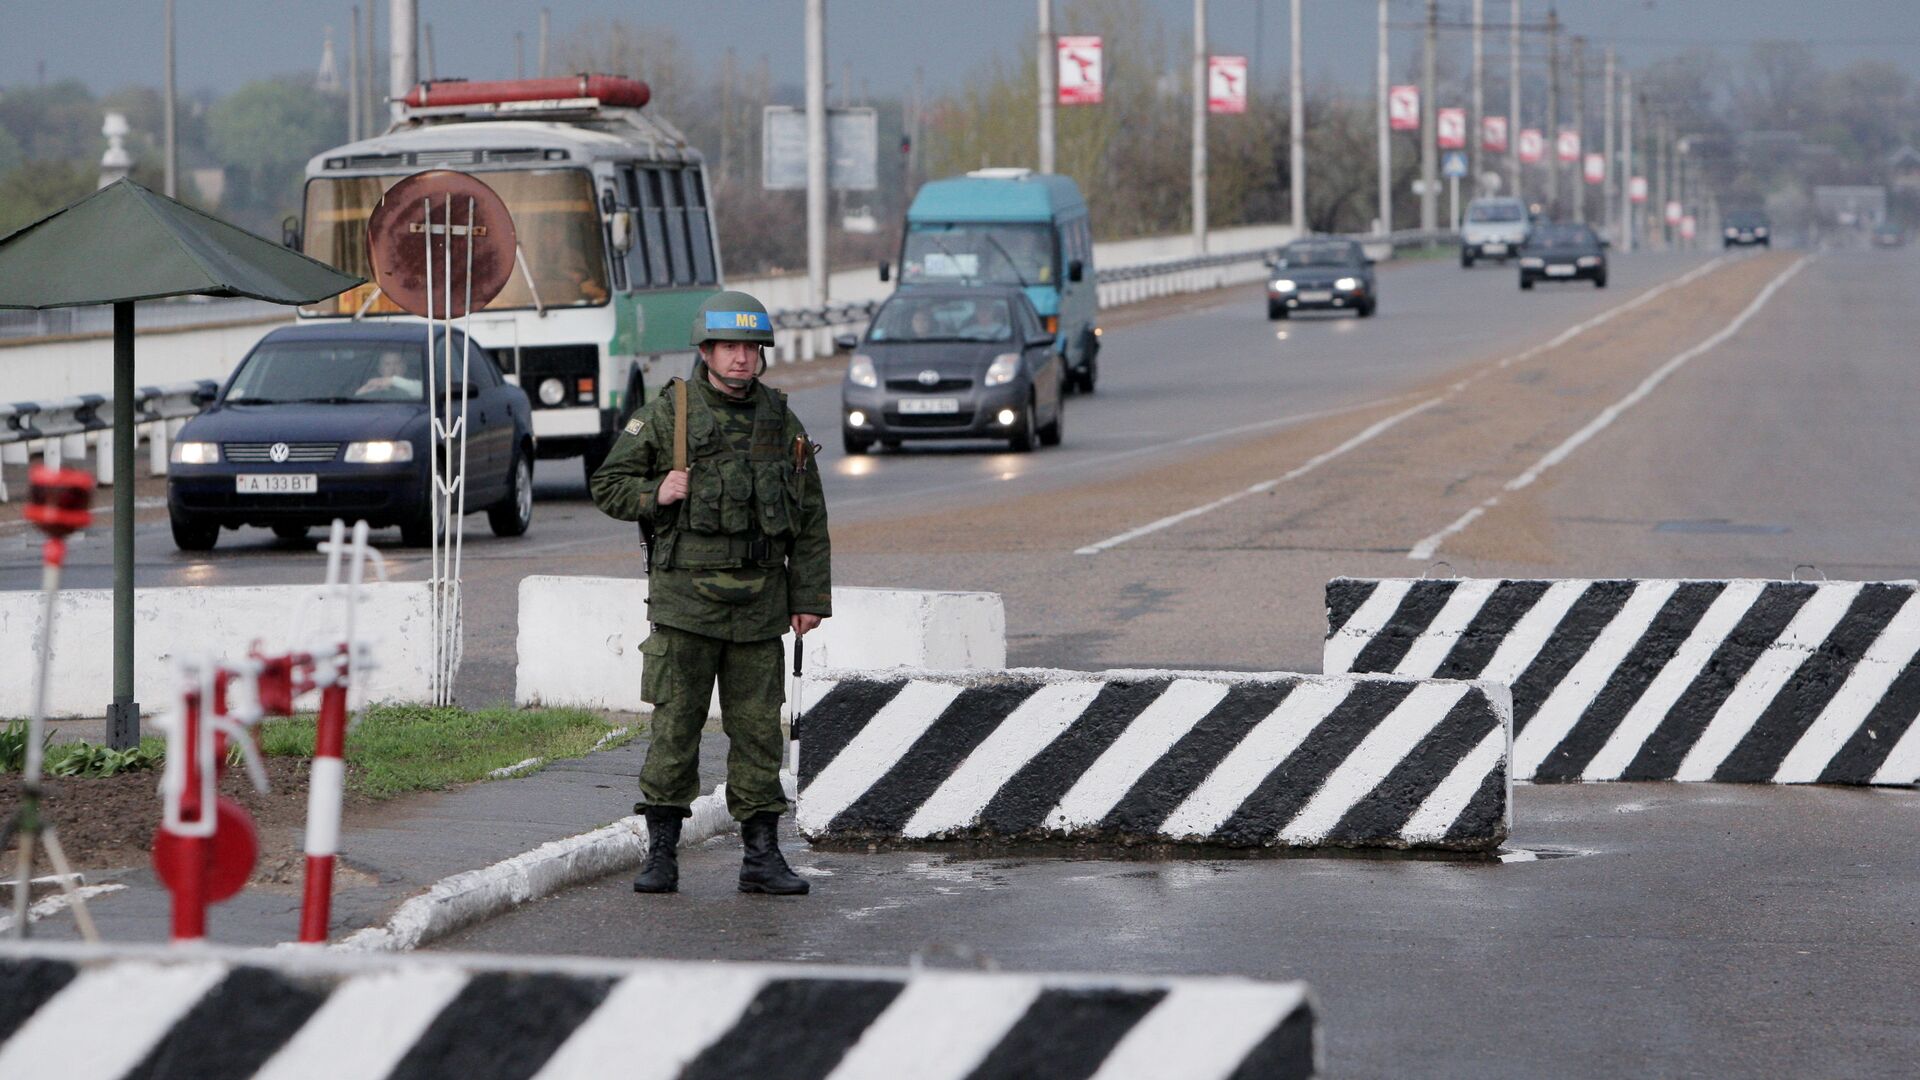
166, 322, 534, 550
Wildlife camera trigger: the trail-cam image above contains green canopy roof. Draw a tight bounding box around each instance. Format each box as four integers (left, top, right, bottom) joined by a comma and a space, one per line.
0, 178, 362, 310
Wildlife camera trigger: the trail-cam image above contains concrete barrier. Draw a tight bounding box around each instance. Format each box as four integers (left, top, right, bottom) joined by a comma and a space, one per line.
0, 942, 1319, 1079
515, 577, 1005, 715
1325, 578, 1920, 785
795, 669, 1511, 852
0, 582, 434, 718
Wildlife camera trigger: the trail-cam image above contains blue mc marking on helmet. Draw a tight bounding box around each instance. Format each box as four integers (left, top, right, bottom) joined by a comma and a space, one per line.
705, 310, 772, 331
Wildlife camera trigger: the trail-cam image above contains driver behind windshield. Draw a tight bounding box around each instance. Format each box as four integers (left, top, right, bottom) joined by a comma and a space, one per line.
357, 349, 423, 398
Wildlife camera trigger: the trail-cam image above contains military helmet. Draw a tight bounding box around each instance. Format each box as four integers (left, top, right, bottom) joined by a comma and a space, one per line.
691, 290, 775, 347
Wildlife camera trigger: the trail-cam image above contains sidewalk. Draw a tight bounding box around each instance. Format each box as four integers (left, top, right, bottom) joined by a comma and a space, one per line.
12, 726, 733, 947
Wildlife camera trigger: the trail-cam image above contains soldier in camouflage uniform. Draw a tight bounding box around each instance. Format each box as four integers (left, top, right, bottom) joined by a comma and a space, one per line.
589, 290, 831, 896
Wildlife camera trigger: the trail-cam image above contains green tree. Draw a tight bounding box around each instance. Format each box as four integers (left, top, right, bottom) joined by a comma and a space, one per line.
207, 77, 345, 232
0, 159, 96, 235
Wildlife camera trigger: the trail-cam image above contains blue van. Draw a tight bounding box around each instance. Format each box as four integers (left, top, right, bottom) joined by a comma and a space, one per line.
887, 168, 1101, 392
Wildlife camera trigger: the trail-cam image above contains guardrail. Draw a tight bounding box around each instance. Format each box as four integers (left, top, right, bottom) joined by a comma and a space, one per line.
766, 228, 1457, 360
0, 297, 285, 341
0, 380, 215, 500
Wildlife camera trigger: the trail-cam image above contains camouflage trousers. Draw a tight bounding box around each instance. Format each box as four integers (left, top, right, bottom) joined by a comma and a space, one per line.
638, 623, 788, 821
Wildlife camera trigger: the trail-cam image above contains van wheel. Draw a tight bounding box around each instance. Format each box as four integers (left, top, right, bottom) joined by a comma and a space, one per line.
1072, 355, 1098, 394
170, 509, 218, 552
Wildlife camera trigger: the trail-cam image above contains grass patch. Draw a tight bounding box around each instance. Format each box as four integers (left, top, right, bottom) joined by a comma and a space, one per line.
257, 703, 630, 798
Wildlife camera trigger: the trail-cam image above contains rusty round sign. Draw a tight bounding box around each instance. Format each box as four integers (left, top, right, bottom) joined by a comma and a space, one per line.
366, 170, 517, 319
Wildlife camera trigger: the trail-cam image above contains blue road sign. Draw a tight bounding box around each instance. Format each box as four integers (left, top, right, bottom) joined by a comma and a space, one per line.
1442, 150, 1469, 179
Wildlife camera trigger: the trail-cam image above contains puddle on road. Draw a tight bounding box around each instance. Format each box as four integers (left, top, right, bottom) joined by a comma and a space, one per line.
1496, 845, 1594, 863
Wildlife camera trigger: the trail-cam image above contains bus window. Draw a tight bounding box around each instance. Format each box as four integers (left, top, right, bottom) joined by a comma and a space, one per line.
618, 166, 652, 288
655, 168, 692, 285
685, 168, 717, 285
632, 167, 671, 288
603, 182, 628, 292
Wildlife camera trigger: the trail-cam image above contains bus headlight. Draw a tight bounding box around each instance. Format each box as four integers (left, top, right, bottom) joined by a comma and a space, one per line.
848, 354, 879, 388
345, 440, 414, 463
170, 441, 219, 464
984, 353, 1019, 386
537, 378, 566, 406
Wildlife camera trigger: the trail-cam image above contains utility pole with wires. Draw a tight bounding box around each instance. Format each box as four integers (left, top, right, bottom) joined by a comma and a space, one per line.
1619, 69, 1634, 252
1037, 0, 1055, 174
1571, 35, 1586, 223
806, 0, 828, 306
1192, 0, 1208, 252
1603, 46, 1616, 240
1420, 0, 1438, 231
1544, 6, 1559, 216
1471, 0, 1484, 186
1508, 0, 1521, 198
1290, 0, 1305, 234
1377, 0, 1391, 234
348, 5, 362, 142
363, 4, 377, 134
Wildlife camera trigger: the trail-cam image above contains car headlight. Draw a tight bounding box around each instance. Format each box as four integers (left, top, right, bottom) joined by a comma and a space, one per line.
984, 353, 1020, 387
1754, 227, 1768, 236
1725, 228, 1739, 237
170, 441, 219, 465
344, 440, 414, 463
847, 354, 878, 388
1334, 277, 1359, 291
1576, 255, 1601, 267
1270, 279, 1296, 292
1520, 257, 1544, 268
537, 377, 566, 406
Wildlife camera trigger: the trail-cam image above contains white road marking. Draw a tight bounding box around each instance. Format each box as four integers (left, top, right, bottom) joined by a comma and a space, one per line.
1080, 256, 1731, 556
1280, 682, 1471, 843
0, 960, 227, 1080
825, 973, 1044, 1080
1775, 593, 1920, 783
902, 681, 1106, 838
533, 967, 769, 1080
1400, 725, 1509, 843
1511, 581, 1680, 778
255, 967, 471, 1080
1579, 582, 1767, 781
1088, 982, 1311, 1080
1157, 679, 1352, 838
795, 680, 966, 833
1409, 255, 1809, 560
1044, 679, 1233, 829
1675, 582, 1862, 781
1322, 579, 1416, 674
1391, 579, 1502, 677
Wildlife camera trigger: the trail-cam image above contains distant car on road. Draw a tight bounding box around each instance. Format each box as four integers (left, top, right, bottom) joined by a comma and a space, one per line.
1723, 210, 1772, 248
1873, 223, 1905, 248
1459, 196, 1531, 267
1266, 238, 1377, 319
166, 322, 534, 551
1518, 223, 1608, 290
838, 285, 1065, 454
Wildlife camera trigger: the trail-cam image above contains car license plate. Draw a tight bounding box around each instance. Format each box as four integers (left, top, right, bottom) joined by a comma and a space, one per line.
1298, 290, 1333, 302
897, 398, 960, 415
1545, 265, 1575, 277
1483, 242, 1508, 254
237, 474, 317, 494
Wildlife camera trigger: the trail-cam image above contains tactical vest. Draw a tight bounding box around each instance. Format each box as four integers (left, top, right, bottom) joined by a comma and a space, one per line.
660, 380, 806, 571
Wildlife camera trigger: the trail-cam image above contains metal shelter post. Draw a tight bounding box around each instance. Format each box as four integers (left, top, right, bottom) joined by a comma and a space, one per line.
108, 300, 138, 749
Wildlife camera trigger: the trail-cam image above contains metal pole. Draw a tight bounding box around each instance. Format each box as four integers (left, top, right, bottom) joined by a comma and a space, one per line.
1470, 0, 1483, 186
1420, 0, 1437, 232
348, 5, 361, 142
1544, 6, 1558, 215
389, 0, 415, 126
1376, 0, 1390, 235
805, 0, 828, 307
1619, 71, 1633, 252
108, 302, 137, 749
1037, 0, 1055, 174
364, 1, 377, 134
1603, 46, 1615, 240
163, 0, 177, 198
1192, 0, 1208, 253
423, 22, 435, 80
1508, 0, 1521, 198
1654, 113, 1667, 248
538, 7, 550, 78
1289, 0, 1304, 235
514, 32, 524, 80
1572, 36, 1585, 223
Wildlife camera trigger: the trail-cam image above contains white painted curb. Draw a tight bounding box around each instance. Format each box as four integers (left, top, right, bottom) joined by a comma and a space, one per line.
335, 772, 799, 952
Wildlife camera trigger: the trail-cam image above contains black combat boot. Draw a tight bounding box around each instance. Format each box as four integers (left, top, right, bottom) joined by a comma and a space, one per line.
738, 812, 809, 895
633, 806, 686, 894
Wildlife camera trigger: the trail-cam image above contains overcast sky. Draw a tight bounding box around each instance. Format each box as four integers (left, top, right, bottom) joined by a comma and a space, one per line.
7, 1, 1919, 103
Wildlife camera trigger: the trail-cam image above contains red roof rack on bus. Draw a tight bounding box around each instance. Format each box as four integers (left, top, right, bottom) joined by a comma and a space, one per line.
402, 75, 651, 111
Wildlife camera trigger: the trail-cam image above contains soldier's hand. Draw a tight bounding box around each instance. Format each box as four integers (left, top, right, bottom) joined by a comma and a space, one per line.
655, 469, 690, 506
791, 613, 822, 636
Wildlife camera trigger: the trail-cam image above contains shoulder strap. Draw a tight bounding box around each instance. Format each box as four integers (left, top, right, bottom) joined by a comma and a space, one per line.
673, 378, 688, 472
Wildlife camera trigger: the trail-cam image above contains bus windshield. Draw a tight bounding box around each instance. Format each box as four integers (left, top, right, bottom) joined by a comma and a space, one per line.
301, 168, 609, 316
901, 223, 1056, 287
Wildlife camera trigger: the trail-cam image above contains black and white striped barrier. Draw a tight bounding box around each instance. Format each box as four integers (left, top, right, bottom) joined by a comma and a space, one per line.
1325, 578, 1920, 785
0, 943, 1318, 1078
795, 669, 1511, 852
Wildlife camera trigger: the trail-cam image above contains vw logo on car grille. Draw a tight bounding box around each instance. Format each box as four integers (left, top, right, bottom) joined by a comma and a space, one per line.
269, 442, 290, 463
917, 370, 941, 386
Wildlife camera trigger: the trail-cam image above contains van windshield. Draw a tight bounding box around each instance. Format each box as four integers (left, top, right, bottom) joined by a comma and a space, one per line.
1468, 203, 1526, 223
902, 222, 1056, 287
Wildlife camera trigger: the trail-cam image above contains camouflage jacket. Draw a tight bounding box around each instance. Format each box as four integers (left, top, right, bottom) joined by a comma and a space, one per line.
589, 365, 832, 642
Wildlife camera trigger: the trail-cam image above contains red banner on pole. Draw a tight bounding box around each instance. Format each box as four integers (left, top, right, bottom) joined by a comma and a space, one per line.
1556, 128, 1581, 163
1681, 215, 1697, 240
1389, 85, 1420, 131
1629, 176, 1648, 203
1518, 128, 1544, 164
1583, 153, 1605, 185
1208, 55, 1248, 114
1437, 108, 1466, 149
1665, 200, 1684, 225
1482, 115, 1509, 153
1058, 36, 1103, 105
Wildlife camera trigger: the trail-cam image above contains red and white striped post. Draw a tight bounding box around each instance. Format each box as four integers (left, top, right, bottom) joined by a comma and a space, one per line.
167, 679, 210, 942
298, 651, 350, 944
